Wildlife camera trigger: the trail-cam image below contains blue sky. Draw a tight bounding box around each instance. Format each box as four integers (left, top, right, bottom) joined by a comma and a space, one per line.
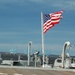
0, 0, 75, 55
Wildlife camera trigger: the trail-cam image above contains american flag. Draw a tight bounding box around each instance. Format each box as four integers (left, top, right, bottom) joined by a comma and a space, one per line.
43, 11, 64, 33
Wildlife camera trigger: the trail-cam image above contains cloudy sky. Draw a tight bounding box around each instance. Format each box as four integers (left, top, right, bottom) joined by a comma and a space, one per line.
0, 0, 75, 55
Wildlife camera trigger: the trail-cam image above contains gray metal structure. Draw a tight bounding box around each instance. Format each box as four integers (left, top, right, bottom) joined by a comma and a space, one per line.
28, 41, 32, 66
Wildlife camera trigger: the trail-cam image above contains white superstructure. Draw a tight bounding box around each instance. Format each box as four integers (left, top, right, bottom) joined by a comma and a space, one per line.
54, 41, 75, 68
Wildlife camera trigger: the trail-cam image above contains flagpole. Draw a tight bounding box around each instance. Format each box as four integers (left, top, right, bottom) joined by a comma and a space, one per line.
41, 12, 45, 67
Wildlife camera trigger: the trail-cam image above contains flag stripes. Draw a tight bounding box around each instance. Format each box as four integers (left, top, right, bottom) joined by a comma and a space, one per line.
43, 11, 64, 33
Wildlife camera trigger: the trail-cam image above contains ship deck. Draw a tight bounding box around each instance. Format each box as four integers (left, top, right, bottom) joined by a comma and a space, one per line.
0, 66, 75, 75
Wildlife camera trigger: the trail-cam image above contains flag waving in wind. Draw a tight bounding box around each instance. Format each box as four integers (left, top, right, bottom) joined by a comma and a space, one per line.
43, 10, 64, 33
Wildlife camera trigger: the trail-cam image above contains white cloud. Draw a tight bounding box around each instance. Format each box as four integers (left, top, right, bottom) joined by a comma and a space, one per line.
29, 0, 75, 10
0, 43, 27, 52
30, 0, 43, 3
52, 1, 75, 10
0, 0, 75, 10
30, 0, 75, 10
0, 0, 17, 3
0, 43, 62, 52
0, 42, 74, 55
32, 43, 62, 51
0, 0, 39, 3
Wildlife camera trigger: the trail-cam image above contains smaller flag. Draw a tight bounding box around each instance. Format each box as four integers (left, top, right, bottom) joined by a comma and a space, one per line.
43, 10, 64, 33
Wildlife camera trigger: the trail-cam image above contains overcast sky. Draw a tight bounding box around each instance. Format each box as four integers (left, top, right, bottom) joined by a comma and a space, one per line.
0, 0, 75, 55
